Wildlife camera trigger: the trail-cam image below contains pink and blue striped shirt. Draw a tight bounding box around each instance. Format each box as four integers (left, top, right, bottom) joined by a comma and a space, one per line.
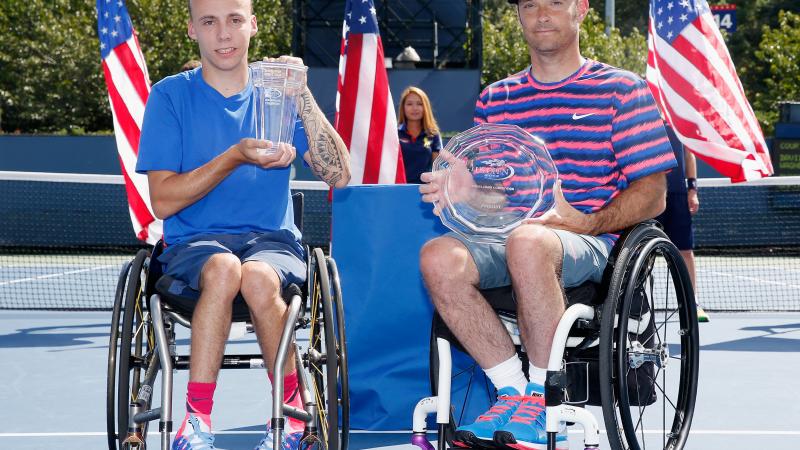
474, 60, 677, 242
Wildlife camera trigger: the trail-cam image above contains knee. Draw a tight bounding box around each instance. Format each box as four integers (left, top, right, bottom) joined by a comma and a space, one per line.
199, 253, 242, 295
506, 224, 561, 272
240, 263, 282, 312
420, 237, 467, 283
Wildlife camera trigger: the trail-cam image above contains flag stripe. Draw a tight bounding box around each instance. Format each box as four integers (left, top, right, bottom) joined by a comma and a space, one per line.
646, 0, 772, 182
97, 0, 161, 243
335, 0, 405, 185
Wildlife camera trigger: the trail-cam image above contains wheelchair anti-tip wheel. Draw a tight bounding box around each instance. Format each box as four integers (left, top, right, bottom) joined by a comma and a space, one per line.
599, 225, 700, 450
307, 247, 350, 450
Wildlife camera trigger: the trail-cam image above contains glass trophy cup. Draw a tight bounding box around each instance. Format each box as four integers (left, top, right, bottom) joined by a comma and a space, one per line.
431, 123, 558, 244
250, 60, 307, 154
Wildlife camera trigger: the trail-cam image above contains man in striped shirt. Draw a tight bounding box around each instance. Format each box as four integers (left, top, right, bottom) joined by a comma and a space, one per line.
419, 1, 676, 449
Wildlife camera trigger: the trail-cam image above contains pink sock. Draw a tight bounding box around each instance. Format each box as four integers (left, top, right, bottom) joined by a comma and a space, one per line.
186, 381, 216, 416
269, 371, 304, 431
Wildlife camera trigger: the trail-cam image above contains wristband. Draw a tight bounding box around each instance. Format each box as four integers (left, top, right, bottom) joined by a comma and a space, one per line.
686, 178, 698, 190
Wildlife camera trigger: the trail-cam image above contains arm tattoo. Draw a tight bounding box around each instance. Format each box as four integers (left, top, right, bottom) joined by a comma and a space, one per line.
298, 89, 350, 186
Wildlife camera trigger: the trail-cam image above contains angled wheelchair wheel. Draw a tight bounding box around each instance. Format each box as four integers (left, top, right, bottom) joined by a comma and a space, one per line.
599, 225, 699, 450
108, 249, 157, 450
326, 255, 350, 450
107, 259, 132, 450
308, 248, 348, 450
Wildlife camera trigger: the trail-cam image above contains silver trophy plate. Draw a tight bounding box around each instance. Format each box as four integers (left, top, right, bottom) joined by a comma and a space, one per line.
432, 123, 558, 243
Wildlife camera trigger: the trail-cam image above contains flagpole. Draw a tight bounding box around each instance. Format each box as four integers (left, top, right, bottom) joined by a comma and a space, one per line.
605, 0, 614, 36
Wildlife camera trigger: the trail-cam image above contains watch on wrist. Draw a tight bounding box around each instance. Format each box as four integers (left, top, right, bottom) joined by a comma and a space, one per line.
686, 178, 698, 190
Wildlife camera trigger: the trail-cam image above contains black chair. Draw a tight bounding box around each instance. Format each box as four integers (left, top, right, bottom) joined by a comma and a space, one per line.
412, 221, 699, 450
107, 193, 350, 450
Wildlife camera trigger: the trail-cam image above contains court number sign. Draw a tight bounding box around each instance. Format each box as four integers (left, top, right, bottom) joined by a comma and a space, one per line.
710, 4, 737, 33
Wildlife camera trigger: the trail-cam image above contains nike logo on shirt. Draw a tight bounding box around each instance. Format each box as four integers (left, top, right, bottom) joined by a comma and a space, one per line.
572, 113, 595, 120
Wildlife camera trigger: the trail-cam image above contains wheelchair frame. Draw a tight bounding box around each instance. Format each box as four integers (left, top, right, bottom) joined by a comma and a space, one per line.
412, 222, 700, 450
106, 194, 349, 450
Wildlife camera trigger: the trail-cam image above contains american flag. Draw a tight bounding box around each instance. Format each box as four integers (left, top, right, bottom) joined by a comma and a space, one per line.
96, 0, 162, 243
335, 0, 406, 184
646, 0, 773, 182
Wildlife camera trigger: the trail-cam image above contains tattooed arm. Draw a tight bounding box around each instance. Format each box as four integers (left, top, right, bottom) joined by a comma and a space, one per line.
298, 87, 351, 188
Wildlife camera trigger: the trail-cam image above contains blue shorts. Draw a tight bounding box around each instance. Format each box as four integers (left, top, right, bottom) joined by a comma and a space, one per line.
158, 230, 307, 291
446, 229, 613, 290
656, 192, 694, 251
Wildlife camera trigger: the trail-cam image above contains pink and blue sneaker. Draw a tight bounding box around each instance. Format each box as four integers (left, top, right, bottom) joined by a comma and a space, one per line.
453, 386, 523, 448
493, 383, 567, 450
172, 413, 217, 450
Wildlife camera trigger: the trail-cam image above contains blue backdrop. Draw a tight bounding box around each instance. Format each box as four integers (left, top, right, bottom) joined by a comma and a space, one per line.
331, 185, 491, 430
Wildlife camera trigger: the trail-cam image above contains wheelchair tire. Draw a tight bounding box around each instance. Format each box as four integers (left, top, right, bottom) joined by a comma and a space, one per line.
326, 255, 350, 450
308, 247, 344, 450
599, 225, 699, 450
107, 259, 132, 450
114, 249, 156, 450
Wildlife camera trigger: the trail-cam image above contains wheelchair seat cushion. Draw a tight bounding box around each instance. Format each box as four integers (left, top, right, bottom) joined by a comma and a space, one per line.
155, 275, 252, 321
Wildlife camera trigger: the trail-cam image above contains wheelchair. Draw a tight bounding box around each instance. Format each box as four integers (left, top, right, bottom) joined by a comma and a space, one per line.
412, 221, 699, 450
106, 193, 349, 450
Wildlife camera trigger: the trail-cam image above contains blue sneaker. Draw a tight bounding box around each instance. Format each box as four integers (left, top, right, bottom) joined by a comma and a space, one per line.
453, 386, 523, 448
254, 421, 306, 450
172, 413, 217, 450
493, 383, 567, 450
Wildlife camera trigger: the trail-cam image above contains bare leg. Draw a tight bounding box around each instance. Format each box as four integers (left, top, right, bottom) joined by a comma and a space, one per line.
190, 253, 241, 382
680, 249, 697, 298
505, 225, 565, 368
419, 236, 516, 369
240, 261, 295, 376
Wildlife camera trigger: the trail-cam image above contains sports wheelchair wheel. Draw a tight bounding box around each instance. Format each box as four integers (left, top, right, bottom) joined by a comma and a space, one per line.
599, 224, 699, 450
107, 249, 157, 450
307, 248, 349, 450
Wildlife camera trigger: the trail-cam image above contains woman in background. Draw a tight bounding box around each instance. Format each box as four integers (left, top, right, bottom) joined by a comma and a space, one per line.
397, 86, 442, 184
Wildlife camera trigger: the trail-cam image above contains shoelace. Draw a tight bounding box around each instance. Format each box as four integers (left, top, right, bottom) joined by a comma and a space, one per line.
508, 397, 544, 425
188, 415, 215, 449
476, 395, 522, 422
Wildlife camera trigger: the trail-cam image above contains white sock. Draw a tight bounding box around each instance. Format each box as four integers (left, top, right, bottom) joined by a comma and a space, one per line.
484, 355, 528, 395
528, 364, 547, 388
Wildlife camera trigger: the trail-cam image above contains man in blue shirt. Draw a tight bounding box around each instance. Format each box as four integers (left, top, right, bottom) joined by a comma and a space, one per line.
136, 1, 350, 449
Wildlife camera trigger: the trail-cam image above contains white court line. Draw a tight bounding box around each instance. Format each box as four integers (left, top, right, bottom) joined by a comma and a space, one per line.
0, 265, 116, 287
2, 430, 800, 437
697, 269, 800, 289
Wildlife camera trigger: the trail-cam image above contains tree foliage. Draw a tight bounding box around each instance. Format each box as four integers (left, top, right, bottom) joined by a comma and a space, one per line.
751, 10, 800, 135
0, 0, 291, 133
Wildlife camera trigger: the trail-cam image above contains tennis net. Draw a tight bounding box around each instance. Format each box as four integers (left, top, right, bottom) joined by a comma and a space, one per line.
1, 172, 798, 311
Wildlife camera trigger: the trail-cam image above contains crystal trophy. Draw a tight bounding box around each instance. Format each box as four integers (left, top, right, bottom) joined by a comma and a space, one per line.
431, 123, 558, 243
250, 60, 307, 154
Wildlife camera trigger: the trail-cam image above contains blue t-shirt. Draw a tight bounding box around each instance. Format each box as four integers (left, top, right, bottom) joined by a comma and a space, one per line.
136, 67, 309, 245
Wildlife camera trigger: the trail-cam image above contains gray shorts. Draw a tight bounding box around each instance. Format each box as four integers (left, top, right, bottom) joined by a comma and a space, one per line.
446, 229, 613, 290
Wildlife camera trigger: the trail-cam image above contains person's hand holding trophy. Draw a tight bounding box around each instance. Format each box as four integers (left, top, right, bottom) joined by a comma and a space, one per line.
246, 55, 308, 168
420, 123, 559, 244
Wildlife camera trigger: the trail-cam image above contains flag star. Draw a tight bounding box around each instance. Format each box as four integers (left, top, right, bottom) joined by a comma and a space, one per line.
104, 11, 109, 18
667, 31, 673, 39
680, 0, 690, 8
667, 16, 673, 24
359, 15, 367, 24
370, 6, 376, 15
667, 2, 674, 10
658, 7, 663, 15
361, 0, 367, 2
111, 30, 118, 37
101, 26, 108, 34
344, 23, 350, 33
657, 21, 663, 29
118, 0, 123, 6
680, 13, 688, 21
347, 12, 351, 18
100, 42, 106, 49
114, 15, 121, 22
